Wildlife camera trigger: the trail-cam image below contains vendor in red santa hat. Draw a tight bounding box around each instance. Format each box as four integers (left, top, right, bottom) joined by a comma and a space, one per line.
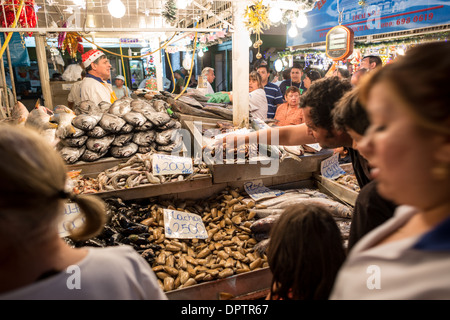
79, 49, 118, 106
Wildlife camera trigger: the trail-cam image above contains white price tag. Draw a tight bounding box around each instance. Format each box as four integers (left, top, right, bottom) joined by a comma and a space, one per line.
163, 209, 208, 239
321, 153, 346, 180
244, 179, 285, 201
59, 202, 85, 238
152, 154, 193, 176
305, 143, 322, 152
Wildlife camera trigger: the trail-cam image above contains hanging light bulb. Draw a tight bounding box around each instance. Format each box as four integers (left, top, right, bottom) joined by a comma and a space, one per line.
198, 50, 204, 57
288, 24, 298, 38
296, 12, 308, 28
274, 59, 283, 72
177, 0, 188, 10
268, 5, 282, 23
108, 0, 126, 18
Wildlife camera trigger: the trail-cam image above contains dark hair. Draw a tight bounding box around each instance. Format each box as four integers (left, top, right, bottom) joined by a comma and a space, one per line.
257, 64, 270, 73
332, 87, 370, 135
291, 63, 303, 72
300, 76, 353, 133
360, 42, 450, 135
267, 204, 346, 300
306, 69, 322, 82
282, 68, 291, 80
285, 86, 301, 97
336, 68, 350, 79
362, 55, 382, 68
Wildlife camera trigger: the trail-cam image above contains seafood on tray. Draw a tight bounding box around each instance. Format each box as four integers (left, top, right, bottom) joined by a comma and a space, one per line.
65, 187, 267, 292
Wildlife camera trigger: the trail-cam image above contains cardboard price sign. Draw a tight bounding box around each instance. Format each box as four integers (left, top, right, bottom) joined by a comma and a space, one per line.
59, 202, 85, 238
321, 153, 346, 180
163, 209, 208, 239
244, 179, 285, 201
152, 154, 193, 176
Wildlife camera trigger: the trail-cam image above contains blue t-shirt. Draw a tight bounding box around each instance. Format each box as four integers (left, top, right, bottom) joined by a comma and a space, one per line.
263, 82, 284, 119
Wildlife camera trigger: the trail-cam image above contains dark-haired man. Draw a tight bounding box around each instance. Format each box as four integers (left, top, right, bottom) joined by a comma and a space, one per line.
360, 55, 382, 71
278, 63, 306, 97
257, 64, 284, 119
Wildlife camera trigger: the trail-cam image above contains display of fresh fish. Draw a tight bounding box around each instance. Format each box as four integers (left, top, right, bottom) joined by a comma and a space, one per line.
158, 119, 179, 130
112, 133, 134, 147
41, 128, 59, 147
52, 112, 77, 139
72, 114, 102, 131
138, 145, 156, 154
98, 101, 111, 113
143, 110, 171, 127
86, 126, 108, 138
108, 97, 132, 116
132, 130, 156, 146
74, 100, 101, 115
99, 113, 126, 133
120, 123, 135, 133
250, 214, 281, 234
10, 101, 29, 125
54, 105, 75, 115
59, 145, 86, 164
156, 128, 177, 145
110, 142, 139, 158
80, 148, 108, 162
152, 99, 169, 112
86, 135, 115, 154
203, 105, 233, 120
25, 106, 57, 130
122, 111, 147, 127
62, 135, 88, 148
133, 121, 154, 131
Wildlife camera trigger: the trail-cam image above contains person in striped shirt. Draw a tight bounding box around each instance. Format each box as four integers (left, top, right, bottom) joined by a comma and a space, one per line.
257, 64, 284, 119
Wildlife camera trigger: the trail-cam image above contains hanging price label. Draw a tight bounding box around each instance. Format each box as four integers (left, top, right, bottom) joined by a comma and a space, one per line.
152, 154, 193, 176
163, 209, 208, 239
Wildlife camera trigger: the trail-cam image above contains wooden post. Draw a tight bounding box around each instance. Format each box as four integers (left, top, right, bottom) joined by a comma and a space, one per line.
153, 38, 163, 91
231, 0, 249, 128
0, 36, 10, 116
34, 33, 53, 109
5, 39, 17, 104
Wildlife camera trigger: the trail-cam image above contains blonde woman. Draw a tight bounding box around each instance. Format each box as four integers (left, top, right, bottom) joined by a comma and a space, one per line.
0, 125, 166, 300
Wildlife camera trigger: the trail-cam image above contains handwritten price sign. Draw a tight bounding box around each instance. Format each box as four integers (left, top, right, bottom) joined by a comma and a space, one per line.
152, 154, 193, 176
321, 152, 346, 180
163, 209, 208, 239
244, 179, 285, 201
58, 202, 85, 238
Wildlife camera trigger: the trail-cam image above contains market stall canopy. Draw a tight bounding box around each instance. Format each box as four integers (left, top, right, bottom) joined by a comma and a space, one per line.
0, 0, 237, 37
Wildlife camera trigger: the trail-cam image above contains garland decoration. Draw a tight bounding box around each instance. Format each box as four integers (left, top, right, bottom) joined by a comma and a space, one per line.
244, 0, 271, 59
162, 0, 177, 26
61, 32, 84, 59
0, 0, 37, 36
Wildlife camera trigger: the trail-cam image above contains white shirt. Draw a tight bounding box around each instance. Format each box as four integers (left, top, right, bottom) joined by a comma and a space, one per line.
80, 76, 114, 105
249, 88, 268, 121
0, 246, 167, 300
67, 80, 83, 106
330, 205, 450, 300
113, 86, 131, 99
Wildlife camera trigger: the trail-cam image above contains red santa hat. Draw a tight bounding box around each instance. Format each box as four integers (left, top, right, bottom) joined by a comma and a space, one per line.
82, 49, 105, 68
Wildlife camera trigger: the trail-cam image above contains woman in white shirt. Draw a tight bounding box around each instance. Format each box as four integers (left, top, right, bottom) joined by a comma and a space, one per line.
330, 42, 450, 300
0, 126, 166, 300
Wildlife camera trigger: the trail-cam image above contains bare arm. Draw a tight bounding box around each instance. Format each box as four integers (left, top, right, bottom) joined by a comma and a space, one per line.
219, 123, 316, 148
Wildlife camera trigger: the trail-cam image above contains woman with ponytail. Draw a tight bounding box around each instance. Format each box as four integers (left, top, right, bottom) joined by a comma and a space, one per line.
0, 125, 166, 300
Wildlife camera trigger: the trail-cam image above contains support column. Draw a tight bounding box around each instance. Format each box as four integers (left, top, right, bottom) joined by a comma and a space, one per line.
231, 1, 249, 128
152, 38, 163, 91
35, 33, 53, 109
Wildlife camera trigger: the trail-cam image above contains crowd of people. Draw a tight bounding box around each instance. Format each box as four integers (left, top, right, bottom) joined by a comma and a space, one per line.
0, 42, 448, 300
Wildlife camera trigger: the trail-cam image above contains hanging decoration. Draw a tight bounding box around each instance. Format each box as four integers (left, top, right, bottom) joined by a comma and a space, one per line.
162, 0, 177, 26
244, 0, 271, 59
0, 0, 38, 36
61, 32, 84, 59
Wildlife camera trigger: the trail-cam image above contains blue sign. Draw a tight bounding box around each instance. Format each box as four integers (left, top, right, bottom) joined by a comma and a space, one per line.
287, 0, 450, 47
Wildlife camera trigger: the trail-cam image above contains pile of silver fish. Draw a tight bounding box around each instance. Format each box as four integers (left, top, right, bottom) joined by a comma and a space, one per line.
57, 97, 183, 164
66, 187, 267, 292
245, 188, 353, 252
96, 152, 211, 191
